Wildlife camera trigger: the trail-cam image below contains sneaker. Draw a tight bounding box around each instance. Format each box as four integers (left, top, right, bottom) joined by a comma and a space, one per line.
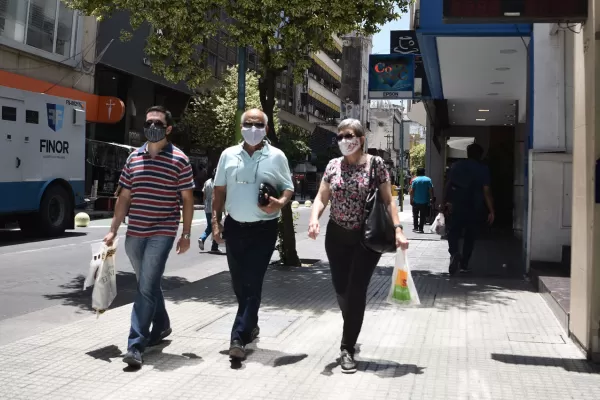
210, 245, 221, 253
449, 254, 461, 276
229, 340, 246, 360
250, 326, 260, 342
198, 239, 205, 251
340, 349, 357, 374
460, 260, 472, 273
412, 228, 420, 233
123, 347, 143, 368
148, 327, 172, 347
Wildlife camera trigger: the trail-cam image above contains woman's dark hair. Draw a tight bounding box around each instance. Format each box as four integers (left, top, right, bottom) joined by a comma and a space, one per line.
146, 105, 174, 126
417, 167, 426, 176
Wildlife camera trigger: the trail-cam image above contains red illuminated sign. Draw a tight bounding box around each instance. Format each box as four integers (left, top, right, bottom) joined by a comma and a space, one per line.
443, 0, 588, 23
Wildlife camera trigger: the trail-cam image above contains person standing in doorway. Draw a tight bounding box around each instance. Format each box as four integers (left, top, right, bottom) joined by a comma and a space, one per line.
409, 168, 434, 233
444, 143, 495, 275
211, 108, 295, 360
104, 106, 195, 368
198, 168, 220, 253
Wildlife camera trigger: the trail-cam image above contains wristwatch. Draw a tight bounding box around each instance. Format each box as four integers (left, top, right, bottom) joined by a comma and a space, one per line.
394, 224, 403, 230
182, 233, 191, 240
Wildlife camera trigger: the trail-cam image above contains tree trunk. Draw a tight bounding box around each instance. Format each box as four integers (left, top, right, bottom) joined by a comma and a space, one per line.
259, 67, 300, 266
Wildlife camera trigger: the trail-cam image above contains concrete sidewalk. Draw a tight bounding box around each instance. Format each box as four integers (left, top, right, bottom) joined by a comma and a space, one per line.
1, 227, 599, 399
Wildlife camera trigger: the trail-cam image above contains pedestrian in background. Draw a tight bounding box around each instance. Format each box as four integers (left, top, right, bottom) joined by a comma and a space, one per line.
308, 118, 409, 374
211, 109, 295, 361
104, 106, 195, 368
444, 143, 495, 274
198, 168, 220, 253
409, 167, 434, 233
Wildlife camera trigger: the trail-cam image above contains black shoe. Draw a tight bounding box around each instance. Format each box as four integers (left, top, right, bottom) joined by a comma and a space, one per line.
198, 239, 205, 251
460, 260, 472, 273
412, 228, 420, 233
340, 349, 357, 374
229, 340, 246, 360
148, 327, 172, 347
449, 254, 461, 276
250, 326, 260, 342
210, 246, 221, 253
123, 348, 143, 368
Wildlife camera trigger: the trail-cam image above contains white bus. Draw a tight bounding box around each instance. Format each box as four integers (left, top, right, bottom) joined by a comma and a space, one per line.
0, 86, 86, 236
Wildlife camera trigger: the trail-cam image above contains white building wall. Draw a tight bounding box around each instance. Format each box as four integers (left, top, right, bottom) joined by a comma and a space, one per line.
528, 24, 574, 263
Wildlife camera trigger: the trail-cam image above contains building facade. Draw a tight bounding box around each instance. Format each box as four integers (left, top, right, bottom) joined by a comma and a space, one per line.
412, 0, 599, 360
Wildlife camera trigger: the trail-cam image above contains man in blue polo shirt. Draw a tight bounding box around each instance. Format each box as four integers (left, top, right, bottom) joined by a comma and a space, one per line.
410, 168, 433, 233
212, 108, 294, 361
104, 106, 195, 368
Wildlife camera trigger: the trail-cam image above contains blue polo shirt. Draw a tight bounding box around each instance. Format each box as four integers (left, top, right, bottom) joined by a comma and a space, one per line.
214, 143, 294, 222
411, 176, 433, 205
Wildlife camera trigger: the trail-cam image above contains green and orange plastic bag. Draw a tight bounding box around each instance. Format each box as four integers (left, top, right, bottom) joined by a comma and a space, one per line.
387, 251, 421, 306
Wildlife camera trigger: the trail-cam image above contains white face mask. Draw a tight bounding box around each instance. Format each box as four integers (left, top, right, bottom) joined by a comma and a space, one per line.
241, 125, 266, 146
339, 137, 361, 156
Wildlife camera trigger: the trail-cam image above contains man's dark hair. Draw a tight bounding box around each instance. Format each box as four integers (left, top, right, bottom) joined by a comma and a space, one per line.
417, 167, 426, 176
146, 105, 174, 126
467, 143, 484, 161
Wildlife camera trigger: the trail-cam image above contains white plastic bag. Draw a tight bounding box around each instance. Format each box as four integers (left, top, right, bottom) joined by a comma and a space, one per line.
429, 212, 446, 235
387, 250, 420, 306
83, 240, 118, 315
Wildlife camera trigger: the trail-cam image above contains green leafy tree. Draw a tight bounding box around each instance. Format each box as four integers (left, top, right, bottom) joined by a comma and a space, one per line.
67, 0, 411, 266
278, 123, 312, 164
181, 66, 279, 151
409, 143, 426, 175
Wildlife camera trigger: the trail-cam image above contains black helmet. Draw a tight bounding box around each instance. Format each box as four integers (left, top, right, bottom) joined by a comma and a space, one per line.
258, 182, 279, 206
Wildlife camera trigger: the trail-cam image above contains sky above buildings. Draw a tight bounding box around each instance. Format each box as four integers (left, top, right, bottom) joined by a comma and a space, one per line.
371, 8, 411, 55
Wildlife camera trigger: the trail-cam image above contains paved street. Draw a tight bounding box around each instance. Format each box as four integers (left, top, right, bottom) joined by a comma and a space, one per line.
0, 207, 314, 345
2, 200, 600, 399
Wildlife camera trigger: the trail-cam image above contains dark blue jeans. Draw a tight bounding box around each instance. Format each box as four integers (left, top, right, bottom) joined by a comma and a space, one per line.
223, 216, 278, 345
447, 207, 477, 264
199, 212, 213, 242
125, 235, 175, 352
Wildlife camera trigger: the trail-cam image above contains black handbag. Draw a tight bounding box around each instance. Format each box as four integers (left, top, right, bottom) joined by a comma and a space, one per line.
361, 156, 397, 254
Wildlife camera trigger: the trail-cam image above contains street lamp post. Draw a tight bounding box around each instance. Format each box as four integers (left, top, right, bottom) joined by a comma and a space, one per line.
235, 46, 247, 143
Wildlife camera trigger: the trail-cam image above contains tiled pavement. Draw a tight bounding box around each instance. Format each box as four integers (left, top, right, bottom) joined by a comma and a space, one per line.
1, 223, 599, 399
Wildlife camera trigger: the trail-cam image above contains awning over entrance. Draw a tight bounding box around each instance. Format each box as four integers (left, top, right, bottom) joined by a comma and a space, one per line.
0, 70, 125, 124
416, 0, 532, 126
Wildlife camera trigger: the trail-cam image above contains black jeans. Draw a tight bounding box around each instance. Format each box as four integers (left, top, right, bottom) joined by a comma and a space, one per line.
223, 216, 278, 345
447, 207, 477, 264
325, 220, 382, 354
412, 203, 430, 231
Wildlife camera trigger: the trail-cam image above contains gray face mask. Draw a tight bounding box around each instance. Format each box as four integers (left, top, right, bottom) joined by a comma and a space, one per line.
144, 125, 167, 142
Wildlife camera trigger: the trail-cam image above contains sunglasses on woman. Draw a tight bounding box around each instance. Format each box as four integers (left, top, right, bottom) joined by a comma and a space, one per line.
336, 132, 356, 142
144, 119, 166, 128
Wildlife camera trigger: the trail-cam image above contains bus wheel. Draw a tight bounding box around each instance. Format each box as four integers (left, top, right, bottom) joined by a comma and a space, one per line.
39, 184, 72, 237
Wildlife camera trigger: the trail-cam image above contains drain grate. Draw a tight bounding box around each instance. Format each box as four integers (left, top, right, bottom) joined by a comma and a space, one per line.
507, 332, 565, 344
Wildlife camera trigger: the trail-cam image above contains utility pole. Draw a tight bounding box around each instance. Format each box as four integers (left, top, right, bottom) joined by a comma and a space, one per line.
399, 121, 405, 212
235, 46, 247, 143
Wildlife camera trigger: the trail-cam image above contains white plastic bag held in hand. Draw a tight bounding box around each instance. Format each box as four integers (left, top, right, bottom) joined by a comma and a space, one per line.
387, 250, 420, 306
429, 212, 446, 235
83, 239, 118, 316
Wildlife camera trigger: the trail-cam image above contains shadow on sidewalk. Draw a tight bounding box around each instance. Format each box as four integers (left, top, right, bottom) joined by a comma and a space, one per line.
43, 272, 190, 314
85, 342, 204, 372
491, 353, 600, 374
321, 346, 425, 378
372, 266, 534, 312
218, 345, 308, 370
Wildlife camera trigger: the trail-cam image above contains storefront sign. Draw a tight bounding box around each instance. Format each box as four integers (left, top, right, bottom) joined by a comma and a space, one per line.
390, 31, 420, 55
368, 54, 415, 100
443, 0, 587, 23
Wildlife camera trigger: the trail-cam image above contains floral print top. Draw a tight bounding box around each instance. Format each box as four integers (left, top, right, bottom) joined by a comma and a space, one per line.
323, 155, 390, 231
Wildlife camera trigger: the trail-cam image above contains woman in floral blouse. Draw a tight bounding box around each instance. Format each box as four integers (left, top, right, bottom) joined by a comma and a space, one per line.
308, 118, 409, 374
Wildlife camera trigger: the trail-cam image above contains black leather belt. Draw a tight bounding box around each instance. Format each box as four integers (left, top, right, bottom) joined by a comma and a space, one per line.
227, 216, 277, 227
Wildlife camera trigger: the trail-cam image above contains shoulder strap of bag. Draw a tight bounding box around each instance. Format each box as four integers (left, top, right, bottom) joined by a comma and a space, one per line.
369, 156, 379, 191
